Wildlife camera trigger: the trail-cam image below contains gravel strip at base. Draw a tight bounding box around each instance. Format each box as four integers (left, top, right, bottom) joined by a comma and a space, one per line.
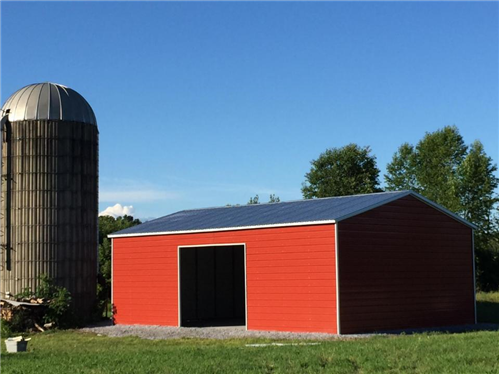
81, 322, 497, 341
81, 323, 366, 340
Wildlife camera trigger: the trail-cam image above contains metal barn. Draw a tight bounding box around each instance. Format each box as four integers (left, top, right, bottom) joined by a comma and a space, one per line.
110, 191, 476, 334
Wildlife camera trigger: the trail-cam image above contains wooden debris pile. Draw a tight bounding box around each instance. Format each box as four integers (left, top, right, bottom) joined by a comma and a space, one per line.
1, 298, 55, 332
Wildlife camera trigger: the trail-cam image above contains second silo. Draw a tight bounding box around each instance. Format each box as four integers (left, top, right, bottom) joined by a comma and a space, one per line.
0, 82, 98, 317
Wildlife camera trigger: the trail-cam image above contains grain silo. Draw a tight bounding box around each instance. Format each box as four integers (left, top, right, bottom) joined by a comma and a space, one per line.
0, 83, 98, 318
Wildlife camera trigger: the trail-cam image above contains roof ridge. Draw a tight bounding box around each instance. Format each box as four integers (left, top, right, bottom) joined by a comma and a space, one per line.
175, 190, 409, 213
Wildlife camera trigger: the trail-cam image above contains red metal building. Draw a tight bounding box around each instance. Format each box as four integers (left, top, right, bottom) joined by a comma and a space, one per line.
110, 191, 476, 334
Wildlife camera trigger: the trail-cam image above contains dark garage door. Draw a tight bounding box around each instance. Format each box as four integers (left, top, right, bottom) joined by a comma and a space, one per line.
180, 245, 246, 327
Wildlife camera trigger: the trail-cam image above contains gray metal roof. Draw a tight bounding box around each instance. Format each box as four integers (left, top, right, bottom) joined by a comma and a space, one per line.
1, 83, 97, 126
110, 190, 476, 238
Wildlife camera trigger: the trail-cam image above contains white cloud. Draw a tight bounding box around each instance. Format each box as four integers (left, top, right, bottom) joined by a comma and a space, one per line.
99, 204, 135, 218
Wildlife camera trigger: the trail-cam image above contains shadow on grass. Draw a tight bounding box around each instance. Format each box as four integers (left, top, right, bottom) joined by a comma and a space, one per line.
379, 300, 499, 336
377, 299, 499, 336
477, 300, 499, 324
378, 322, 499, 336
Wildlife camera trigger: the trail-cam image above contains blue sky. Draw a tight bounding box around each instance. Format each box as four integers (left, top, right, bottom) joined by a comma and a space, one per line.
1, 2, 498, 220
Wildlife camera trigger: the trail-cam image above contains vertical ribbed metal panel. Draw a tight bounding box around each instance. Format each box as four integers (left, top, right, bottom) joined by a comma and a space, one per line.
1, 120, 98, 317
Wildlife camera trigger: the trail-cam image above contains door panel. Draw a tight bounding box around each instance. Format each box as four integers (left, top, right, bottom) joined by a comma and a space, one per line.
180, 245, 245, 326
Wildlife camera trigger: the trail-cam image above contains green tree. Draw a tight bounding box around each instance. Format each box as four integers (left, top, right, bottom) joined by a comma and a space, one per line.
302, 144, 382, 198
385, 143, 419, 191
458, 141, 499, 291
98, 215, 141, 244
385, 127, 499, 290
248, 195, 260, 205
416, 126, 467, 212
386, 126, 467, 213
246, 194, 280, 205
269, 194, 280, 203
97, 215, 141, 316
458, 141, 499, 229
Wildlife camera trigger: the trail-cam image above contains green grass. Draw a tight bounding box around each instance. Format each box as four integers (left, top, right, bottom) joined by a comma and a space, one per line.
2, 330, 499, 374
477, 291, 499, 323
1, 292, 498, 374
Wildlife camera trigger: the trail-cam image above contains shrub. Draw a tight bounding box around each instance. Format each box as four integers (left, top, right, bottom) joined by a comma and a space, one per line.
13, 275, 75, 330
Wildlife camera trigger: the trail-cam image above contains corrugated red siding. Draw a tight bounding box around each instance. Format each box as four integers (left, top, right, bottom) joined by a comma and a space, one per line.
338, 195, 475, 334
113, 224, 337, 333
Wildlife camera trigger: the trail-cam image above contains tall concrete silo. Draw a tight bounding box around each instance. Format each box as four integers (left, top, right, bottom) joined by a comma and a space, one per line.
0, 83, 98, 317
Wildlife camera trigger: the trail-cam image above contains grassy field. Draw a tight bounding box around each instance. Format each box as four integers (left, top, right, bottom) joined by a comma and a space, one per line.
2, 330, 498, 374
1, 292, 498, 374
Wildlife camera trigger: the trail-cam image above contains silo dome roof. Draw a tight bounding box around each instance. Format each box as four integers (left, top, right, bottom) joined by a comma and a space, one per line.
1, 82, 97, 126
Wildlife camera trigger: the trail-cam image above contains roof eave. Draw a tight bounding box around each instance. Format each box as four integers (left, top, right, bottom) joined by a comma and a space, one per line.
407, 191, 477, 230
108, 220, 337, 239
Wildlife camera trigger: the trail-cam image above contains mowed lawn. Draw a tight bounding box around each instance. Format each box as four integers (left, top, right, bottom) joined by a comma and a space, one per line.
2, 292, 498, 374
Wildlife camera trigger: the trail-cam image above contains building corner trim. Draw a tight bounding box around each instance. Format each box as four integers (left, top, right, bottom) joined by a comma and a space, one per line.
111, 238, 114, 325
472, 229, 477, 324
335, 223, 341, 335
